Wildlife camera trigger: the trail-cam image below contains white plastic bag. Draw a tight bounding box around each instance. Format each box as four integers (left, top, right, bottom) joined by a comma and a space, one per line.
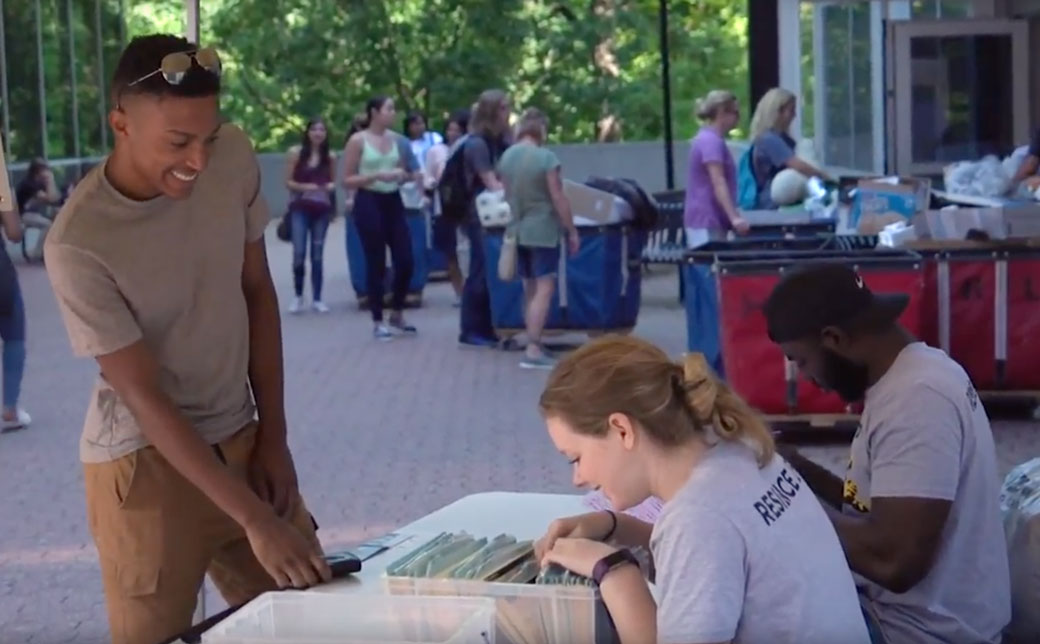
1002, 146, 1030, 182
475, 189, 512, 227
1001, 458, 1040, 642
944, 155, 1010, 198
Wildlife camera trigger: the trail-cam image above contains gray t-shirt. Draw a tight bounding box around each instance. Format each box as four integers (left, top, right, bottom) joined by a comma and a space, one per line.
650, 441, 870, 644
752, 130, 795, 209
462, 134, 499, 221
845, 342, 1011, 643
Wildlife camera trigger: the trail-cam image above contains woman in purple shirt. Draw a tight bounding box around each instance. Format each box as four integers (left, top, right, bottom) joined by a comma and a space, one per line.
683, 90, 749, 234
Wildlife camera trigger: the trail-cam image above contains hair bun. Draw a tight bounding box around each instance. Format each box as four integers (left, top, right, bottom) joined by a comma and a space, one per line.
680, 353, 717, 424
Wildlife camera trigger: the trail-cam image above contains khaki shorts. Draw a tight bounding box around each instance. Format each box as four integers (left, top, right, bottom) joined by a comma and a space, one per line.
84, 423, 320, 644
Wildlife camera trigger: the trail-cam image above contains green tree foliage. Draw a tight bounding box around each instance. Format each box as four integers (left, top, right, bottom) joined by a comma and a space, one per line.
2, 0, 750, 159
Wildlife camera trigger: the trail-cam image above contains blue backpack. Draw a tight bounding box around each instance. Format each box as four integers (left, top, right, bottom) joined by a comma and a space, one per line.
736, 146, 758, 210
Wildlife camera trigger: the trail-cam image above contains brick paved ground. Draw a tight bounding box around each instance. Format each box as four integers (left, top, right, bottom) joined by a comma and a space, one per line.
1, 219, 1037, 643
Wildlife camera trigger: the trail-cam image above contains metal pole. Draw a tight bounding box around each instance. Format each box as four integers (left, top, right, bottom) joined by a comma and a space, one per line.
67, 0, 81, 160
95, 0, 106, 149
118, 0, 126, 47
185, 0, 200, 44
0, 0, 10, 159
658, 0, 674, 190
34, 0, 47, 158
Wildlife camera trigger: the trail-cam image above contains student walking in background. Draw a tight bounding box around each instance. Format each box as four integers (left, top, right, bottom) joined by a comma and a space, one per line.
342, 96, 419, 341
497, 108, 578, 369
405, 111, 442, 174
458, 89, 512, 348
684, 90, 748, 234
0, 182, 29, 431
284, 117, 335, 314
425, 109, 470, 304
748, 88, 833, 209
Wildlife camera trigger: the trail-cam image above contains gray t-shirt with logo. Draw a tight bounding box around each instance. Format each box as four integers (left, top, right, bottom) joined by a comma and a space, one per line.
650, 441, 870, 644
845, 342, 1011, 643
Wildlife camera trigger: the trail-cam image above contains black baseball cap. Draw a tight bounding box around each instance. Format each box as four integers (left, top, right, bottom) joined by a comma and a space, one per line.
763, 263, 909, 343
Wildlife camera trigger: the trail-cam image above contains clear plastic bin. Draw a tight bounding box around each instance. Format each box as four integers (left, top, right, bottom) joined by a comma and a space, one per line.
385, 576, 618, 644
201, 592, 496, 644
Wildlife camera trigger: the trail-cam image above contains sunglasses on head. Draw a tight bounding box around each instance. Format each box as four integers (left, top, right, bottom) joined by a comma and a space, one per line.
128, 47, 222, 87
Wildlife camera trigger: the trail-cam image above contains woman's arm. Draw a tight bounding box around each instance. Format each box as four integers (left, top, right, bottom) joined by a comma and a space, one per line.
425, 145, 447, 189
1, 207, 23, 242
705, 162, 741, 225
600, 565, 658, 644
546, 167, 575, 231
324, 152, 337, 192
284, 147, 317, 192
39, 168, 62, 204
787, 156, 834, 183
466, 138, 502, 191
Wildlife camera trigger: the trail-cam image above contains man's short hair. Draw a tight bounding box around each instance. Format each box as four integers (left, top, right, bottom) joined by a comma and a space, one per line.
109, 34, 220, 106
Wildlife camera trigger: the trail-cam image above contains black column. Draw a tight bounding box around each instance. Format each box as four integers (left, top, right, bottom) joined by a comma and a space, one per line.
748, 0, 780, 109
659, 0, 675, 190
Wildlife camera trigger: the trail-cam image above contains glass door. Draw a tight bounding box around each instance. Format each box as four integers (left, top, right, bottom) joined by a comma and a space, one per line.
889, 19, 1029, 177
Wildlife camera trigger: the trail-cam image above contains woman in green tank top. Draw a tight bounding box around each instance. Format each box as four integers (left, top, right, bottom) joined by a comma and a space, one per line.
343, 96, 420, 340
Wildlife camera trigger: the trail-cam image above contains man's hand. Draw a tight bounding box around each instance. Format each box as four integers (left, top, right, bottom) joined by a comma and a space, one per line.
249, 435, 299, 518
245, 511, 331, 588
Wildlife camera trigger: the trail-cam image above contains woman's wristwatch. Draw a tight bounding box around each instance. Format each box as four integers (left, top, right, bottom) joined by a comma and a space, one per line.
591, 548, 639, 587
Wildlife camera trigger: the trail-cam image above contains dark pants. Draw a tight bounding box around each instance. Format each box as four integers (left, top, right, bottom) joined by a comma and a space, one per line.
290, 210, 331, 300
353, 189, 413, 322
460, 219, 496, 340
0, 284, 25, 408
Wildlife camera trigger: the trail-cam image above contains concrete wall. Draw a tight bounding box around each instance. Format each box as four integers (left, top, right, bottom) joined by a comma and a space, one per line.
257, 139, 751, 216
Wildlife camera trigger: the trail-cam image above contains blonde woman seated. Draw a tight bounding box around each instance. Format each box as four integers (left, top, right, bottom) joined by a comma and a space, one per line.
749, 88, 834, 208
535, 335, 870, 644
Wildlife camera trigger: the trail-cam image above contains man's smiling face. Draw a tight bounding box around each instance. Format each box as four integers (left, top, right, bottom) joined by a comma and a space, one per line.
111, 93, 222, 200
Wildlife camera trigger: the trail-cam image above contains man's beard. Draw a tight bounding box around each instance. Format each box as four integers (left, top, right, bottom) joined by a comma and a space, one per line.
819, 347, 871, 403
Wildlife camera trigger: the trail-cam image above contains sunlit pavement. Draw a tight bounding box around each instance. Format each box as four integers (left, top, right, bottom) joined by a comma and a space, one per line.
2, 218, 1037, 642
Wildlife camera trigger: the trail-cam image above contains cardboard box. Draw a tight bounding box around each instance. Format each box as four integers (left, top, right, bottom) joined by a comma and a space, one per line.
909, 203, 1040, 245
851, 176, 932, 233
564, 180, 632, 226
915, 208, 1008, 241
1000, 202, 1040, 239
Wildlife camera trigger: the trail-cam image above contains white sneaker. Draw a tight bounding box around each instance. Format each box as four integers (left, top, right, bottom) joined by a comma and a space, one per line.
2, 408, 31, 431
312, 300, 330, 314
288, 297, 305, 314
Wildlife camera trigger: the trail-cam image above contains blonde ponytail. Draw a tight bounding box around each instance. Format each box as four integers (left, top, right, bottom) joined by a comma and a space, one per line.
539, 335, 776, 468
679, 353, 775, 467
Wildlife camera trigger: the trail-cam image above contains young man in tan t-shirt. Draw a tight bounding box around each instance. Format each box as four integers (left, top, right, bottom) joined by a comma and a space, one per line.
44, 34, 331, 644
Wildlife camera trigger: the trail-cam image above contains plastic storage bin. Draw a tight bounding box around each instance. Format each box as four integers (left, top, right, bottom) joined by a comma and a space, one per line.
482, 225, 644, 334
201, 592, 496, 644
385, 575, 618, 644
681, 237, 836, 375
917, 245, 1040, 391
684, 246, 925, 415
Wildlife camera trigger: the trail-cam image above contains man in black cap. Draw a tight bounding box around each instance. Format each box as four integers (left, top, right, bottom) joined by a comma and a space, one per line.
763, 263, 1009, 644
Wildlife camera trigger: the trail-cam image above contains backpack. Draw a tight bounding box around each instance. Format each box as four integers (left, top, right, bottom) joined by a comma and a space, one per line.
736, 146, 758, 210
436, 134, 473, 223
